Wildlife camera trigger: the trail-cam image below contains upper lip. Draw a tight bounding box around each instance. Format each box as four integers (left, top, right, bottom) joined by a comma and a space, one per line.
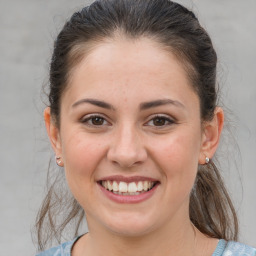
98, 175, 159, 183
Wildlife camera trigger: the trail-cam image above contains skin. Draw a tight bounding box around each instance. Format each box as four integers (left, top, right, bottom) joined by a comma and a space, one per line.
45, 37, 224, 256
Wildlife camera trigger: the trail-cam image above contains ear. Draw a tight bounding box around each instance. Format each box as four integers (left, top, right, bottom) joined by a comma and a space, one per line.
199, 107, 224, 164
44, 107, 63, 160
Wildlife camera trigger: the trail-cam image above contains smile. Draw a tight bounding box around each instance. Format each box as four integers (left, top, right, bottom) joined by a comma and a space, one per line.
97, 175, 160, 203
100, 180, 156, 195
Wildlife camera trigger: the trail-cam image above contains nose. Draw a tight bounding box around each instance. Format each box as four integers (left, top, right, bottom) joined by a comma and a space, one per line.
107, 124, 147, 168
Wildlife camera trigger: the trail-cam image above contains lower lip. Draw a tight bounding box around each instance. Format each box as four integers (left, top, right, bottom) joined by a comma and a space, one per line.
98, 183, 159, 204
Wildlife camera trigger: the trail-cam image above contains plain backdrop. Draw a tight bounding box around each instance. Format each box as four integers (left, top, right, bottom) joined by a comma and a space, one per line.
0, 0, 255, 255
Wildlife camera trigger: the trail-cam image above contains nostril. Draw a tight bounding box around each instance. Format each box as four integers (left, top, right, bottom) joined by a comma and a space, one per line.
108, 150, 147, 168
107, 135, 147, 168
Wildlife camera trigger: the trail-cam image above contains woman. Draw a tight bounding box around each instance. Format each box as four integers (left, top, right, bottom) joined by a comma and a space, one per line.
35, 0, 256, 255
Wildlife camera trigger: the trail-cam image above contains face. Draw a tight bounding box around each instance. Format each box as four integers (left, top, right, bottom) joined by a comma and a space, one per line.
50, 37, 208, 237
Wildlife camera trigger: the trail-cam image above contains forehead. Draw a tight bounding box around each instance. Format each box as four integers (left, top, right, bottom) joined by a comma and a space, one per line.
78, 37, 184, 75
63, 37, 198, 107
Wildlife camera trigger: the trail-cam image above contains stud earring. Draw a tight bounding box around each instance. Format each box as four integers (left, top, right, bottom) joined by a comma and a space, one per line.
55, 156, 62, 166
205, 157, 210, 164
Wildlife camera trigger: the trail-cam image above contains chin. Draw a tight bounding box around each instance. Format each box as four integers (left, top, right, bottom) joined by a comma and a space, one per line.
102, 212, 157, 237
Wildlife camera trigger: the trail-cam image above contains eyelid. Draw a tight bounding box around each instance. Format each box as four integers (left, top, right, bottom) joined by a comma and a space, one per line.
144, 114, 176, 127
80, 113, 176, 128
80, 113, 111, 126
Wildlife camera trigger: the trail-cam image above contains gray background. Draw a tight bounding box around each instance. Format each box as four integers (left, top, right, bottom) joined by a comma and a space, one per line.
0, 0, 255, 255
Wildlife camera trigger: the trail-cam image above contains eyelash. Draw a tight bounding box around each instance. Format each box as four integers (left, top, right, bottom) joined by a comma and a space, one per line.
81, 114, 175, 128
81, 114, 110, 127
145, 115, 175, 128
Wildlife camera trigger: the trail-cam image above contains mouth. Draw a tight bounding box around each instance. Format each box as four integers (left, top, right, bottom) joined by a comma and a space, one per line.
99, 180, 158, 196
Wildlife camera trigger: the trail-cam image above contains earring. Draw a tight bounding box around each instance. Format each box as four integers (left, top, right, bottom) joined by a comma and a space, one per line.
205, 157, 210, 164
55, 156, 62, 166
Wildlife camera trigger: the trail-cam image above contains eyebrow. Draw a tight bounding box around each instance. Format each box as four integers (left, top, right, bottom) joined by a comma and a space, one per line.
71, 98, 184, 110
139, 99, 185, 110
72, 98, 115, 110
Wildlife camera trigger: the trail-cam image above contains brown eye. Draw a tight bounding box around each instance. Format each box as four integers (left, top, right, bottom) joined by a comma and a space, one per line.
82, 115, 108, 126
146, 115, 175, 127
91, 116, 104, 125
153, 117, 167, 126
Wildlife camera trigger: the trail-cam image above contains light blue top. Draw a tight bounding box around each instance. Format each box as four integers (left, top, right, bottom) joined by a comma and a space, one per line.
36, 237, 256, 256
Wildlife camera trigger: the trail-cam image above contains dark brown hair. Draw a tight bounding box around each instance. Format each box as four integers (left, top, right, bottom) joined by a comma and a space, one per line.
36, 0, 238, 251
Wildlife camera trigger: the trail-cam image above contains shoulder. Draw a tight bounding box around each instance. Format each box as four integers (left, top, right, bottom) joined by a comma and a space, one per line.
35, 238, 77, 256
214, 240, 256, 256
224, 241, 256, 256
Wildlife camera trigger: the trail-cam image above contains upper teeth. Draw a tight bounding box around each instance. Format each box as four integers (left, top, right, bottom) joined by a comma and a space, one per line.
101, 181, 155, 193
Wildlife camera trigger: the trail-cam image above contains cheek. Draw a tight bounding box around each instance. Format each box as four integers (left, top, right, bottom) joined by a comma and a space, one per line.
158, 130, 199, 155
61, 132, 106, 188
150, 128, 201, 181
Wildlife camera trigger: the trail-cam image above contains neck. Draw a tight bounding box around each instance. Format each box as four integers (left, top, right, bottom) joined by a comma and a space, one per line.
79, 216, 199, 256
